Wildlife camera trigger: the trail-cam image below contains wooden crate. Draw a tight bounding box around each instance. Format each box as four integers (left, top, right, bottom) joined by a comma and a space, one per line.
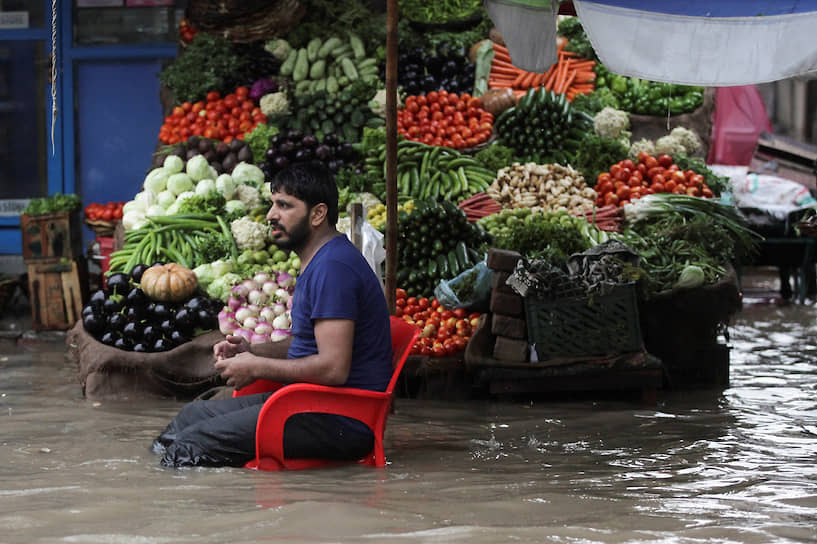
26, 260, 84, 330
19, 212, 82, 263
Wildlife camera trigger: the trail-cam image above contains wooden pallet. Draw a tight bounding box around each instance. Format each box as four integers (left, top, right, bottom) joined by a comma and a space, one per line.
26, 260, 83, 330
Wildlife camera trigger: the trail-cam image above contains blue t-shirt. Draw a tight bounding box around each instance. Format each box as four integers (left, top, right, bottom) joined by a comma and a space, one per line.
287, 234, 393, 391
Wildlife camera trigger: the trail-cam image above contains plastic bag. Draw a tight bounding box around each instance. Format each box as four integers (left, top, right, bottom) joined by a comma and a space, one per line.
434, 260, 492, 312
345, 219, 386, 286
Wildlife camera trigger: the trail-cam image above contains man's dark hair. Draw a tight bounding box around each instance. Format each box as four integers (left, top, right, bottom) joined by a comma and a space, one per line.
268, 162, 339, 226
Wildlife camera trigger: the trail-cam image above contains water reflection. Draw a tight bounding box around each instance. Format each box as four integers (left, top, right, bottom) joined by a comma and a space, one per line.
1, 295, 816, 543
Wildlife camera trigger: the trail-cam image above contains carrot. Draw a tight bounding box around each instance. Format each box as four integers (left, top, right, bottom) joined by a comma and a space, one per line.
543, 65, 557, 91
569, 60, 596, 71
553, 60, 567, 93
559, 69, 576, 94
511, 71, 528, 88
488, 79, 514, 89
522, 71, 537, 89
513, 89, 528, 98
491, 67, 521, 78
491, 58, 519, 70
574, 71, 597, 84
558, 50, 579, 59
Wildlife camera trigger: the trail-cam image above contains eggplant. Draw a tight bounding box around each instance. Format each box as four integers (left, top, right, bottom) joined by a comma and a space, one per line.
132, 342, 148, 353
203, 149, 217, 163
114, 337, 134, 351
122, 321, 143, 340
237, 146, 253, 163
186, 296, 209, 312
278, 141, 294, 156
124, 305, 146, 322
211, 161, 224, 175
215, 141, 230, 157
286, 129, 303, 141
151, 302, 172, 322
302, 134, 318, 148
142, 324, 161, 344
159, 318, 175, 337
222, 153, 238, 172
229, 138, 244, 152
196, 308, 217, 329
314, 144, 333, 161
153, 338, 172, 352
273, 155, 290, 170
81, 304, 94, 318
130, 263, 150, 284
198, 138, 212, 153
125, 287, 147, 307
265, 147, 277, 160
188, 135, 201, 149
169, 330, 190, 346
107, 313, 127, 332
106, 273, 131, 296
102, 297, 123, 315
83, 312, 105, 336
173, 307, 195, 333
186, 149, 200, 161
100, 331, 118, 346
323, 133, 339, 146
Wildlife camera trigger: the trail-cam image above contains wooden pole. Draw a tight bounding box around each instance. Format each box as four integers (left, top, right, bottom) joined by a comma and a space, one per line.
384, 0, 399, 314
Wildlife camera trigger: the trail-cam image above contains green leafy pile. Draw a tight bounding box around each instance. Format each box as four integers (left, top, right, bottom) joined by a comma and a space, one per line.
574, 134, 630, 186
571, 87, 620, 115
23, 193, 82, 216
244, 123, 280, 164
285, 0, 386, 52
489, 210, 593, 262
159, 34, 250, 103
557, 17, 597, 61
474, 144, 515, 174
399, 0, 482, 23
397, 14, 493, 55
175, 191, 227, 216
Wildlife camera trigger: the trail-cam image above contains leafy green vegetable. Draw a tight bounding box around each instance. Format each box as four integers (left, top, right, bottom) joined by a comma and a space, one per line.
574, 134, 629, 187
492, 210, 592, 261
399, 0, 482, 23
194, 231, 234, 266
175, 191, 227, 216
22, 193, 82, 216
244, 123, 279, 165
474, 144, 515, 174
557, 17, 597, 61
671, 154, 729, 196
397, 14, 493, 54
158, 34, 250, 103
571, 87, 620, 115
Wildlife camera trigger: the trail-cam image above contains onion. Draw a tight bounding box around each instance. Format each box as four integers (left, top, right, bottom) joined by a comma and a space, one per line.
271, 329, 291, 342
259, 306, 276, 323
276, 271, 295, 289
254, 321, 273, 336
233, 328, 253, 342
262, 280, 278, 297
227, 295, 244, 312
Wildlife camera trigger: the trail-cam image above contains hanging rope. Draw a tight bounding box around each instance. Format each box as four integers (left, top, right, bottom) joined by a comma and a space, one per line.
50, 0, 57, 155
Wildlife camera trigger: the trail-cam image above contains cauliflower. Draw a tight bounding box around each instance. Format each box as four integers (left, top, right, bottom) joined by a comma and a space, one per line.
593, 107, 630, 140
264, 39, 292, 62
230, 216, 270, 251
629, 138, 656, 159
669, 126, 702, 155
368, 88, 401, 118
235, 184, 261, 210
260, 92, 289, 116
231, 162, 265, 188
654, 135, 688, 157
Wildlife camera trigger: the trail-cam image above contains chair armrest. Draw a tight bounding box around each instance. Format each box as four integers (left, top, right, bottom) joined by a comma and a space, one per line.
255, 384, 390, 465
233, 379, 285, 397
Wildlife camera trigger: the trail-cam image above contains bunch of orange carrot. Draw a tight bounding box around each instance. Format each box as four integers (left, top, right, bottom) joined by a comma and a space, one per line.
487, 39, 597, 101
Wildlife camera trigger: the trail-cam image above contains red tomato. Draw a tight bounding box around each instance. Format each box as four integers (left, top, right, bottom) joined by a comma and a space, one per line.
418, 297, 430, 310
644, 156, 659, 169
658, 154, 674, 168
206, 91, 220, 103
453, 308, 467, 319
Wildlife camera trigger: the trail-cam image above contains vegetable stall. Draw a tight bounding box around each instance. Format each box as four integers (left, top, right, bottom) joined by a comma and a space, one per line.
68, 0, 754, 401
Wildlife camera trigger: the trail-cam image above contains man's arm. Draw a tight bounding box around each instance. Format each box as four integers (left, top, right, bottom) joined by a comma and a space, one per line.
214, 318, 354, 390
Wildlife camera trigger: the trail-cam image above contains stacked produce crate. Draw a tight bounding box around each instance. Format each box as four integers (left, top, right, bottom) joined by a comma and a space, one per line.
20, 211, 85, 330
485, 248, 528, 362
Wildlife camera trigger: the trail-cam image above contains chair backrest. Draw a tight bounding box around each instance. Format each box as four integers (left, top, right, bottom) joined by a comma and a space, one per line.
385, 316, 420, 395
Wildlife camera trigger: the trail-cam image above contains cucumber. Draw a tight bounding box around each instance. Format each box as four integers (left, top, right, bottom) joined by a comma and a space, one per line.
447, 251, 460, 277
326, 75, 339, 94
455, 241, 470, 270
340, 58, 359, 80
347, 31, 366, 59
436, 253, 449, 278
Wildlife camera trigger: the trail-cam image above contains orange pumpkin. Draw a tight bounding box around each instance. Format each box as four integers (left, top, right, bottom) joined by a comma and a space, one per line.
139, 263, 198, 302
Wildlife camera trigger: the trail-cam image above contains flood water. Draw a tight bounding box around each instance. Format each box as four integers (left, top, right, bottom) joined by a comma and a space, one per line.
1, 271, 816, 543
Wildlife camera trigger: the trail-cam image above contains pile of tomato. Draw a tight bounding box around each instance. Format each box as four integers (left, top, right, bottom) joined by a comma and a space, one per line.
178, 18, 198, 45
395, 288, 481, 358
85, 201, 124, 222
158, 86, 267, 145
594, 152, 714, 208
397, 91, 494, 150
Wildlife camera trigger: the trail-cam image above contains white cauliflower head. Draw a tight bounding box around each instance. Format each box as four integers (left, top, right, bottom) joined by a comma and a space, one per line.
629, 138, 656, 159
235, 184, 261, 211
594, 107, 630, 140
654, 135, 688, 157
669, 126, 703, 155
230, 216, 270, 251
260, 92, 289, 116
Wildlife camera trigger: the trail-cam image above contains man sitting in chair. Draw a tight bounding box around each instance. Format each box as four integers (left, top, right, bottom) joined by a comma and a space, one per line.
152, 162, 393, 467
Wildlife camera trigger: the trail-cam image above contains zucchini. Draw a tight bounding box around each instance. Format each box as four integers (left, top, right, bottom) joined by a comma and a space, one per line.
309, 59, 326, 80
340, 58, 359, 80
326, 75, 339, 94
347, 31, 366, 59
436, 253, 449, 278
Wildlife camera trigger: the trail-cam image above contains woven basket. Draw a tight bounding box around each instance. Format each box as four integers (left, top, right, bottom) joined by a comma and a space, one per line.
187, 0, 305, 42
85, 219, 118, 238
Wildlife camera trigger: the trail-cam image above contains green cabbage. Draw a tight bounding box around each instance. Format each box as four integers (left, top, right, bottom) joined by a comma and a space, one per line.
674, 265, 705, 289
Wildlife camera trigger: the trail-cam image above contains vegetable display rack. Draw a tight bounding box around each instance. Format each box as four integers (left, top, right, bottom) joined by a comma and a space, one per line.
19, 212, 82, 264
524, 282, 643, 360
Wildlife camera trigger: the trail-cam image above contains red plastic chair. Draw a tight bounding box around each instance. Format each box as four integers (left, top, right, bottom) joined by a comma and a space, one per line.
233, 316, 419, 471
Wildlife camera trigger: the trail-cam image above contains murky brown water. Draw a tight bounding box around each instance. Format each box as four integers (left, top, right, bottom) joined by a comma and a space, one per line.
1, 274, 816, 543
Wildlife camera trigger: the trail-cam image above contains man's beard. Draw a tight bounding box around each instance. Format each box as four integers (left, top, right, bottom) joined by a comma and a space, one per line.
270, 213, 311, 252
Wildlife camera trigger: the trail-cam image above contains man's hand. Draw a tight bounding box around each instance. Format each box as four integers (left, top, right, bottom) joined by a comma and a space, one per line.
214, 352, 257, 390
213, 334, 250, 360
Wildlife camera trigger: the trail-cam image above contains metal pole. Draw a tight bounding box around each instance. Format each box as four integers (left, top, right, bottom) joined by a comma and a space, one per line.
384, 0, 399, 314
